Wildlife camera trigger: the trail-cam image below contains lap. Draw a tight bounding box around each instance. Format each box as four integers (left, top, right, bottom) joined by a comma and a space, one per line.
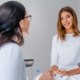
53, 75, 70, 80
53, 74, 80, 80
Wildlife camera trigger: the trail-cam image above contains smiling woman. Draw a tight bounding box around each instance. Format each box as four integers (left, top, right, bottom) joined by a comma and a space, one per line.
61, 11, 73, 30
57, 6, 79, 40
51, 6, 80, 80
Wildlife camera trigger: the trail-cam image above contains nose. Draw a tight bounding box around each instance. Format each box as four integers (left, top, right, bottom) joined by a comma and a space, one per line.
64, 18, 68, 23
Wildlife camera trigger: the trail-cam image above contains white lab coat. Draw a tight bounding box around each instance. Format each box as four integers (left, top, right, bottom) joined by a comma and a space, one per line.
0, 42, 26, 80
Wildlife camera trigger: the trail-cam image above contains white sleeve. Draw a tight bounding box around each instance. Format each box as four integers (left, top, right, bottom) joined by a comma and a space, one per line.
33, 73, 43, 80
51, 35, 59, 67
0, 43, 26, 80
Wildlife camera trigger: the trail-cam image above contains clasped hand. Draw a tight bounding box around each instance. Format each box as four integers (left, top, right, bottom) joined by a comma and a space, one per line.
53, 69, 71, 76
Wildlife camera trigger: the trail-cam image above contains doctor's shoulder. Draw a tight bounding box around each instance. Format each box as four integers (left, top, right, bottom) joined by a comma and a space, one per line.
1, 42, 21, 54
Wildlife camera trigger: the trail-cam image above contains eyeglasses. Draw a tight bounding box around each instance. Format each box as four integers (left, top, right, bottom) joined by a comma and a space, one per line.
24, 15, 32, 22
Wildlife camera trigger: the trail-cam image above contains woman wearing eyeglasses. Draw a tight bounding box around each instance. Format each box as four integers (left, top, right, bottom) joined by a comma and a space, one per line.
0, 1, 53, 80
0, 1, 31, 80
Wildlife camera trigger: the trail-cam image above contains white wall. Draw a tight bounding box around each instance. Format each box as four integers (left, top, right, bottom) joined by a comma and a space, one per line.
0, 0, 80, 80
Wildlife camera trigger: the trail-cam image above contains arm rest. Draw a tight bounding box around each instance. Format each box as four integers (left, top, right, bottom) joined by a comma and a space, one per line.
24, 59, 34, 67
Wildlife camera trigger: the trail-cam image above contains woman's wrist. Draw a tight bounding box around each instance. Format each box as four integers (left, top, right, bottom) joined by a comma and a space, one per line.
66, 70, 73, 76
68, 68, 80, 76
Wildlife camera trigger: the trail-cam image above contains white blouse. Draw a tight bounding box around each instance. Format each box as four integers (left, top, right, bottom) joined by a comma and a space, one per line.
0, 42, 26, 80
51, 34, 80, 80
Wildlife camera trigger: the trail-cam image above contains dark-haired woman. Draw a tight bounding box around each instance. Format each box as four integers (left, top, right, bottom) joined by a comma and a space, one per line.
0, 1, 31, 80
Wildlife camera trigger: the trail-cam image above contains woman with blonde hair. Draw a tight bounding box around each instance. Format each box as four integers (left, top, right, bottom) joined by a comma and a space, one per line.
51, 6, 80, 80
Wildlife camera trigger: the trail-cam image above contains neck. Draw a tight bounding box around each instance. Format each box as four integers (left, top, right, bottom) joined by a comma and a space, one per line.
11, 35, 20, 43
66, 28, 73, 34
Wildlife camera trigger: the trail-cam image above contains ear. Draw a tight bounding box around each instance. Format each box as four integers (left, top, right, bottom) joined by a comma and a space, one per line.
19, 19, 24, 28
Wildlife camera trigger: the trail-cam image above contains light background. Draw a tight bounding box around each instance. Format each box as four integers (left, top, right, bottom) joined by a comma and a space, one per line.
0, 0, 80, 80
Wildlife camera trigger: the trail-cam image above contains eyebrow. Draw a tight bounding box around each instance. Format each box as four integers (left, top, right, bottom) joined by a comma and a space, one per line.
61, 14, 70, 18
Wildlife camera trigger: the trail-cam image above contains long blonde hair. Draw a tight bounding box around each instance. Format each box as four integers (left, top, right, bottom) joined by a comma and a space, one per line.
57, 6, 79, 40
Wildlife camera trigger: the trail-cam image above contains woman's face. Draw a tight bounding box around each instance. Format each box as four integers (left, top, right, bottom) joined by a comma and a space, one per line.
61, 11, 73, 30
19, 12, 30, 36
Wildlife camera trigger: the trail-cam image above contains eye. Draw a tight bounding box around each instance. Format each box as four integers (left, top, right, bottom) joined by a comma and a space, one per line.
61, 17, 63, 20
66, 15, 70, 18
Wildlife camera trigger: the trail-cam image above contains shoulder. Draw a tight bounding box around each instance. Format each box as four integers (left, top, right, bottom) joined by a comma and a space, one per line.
52, 34, 58, 41
1, 42, 21, 54
2, 42, 20, 48
51, 34, 58, 44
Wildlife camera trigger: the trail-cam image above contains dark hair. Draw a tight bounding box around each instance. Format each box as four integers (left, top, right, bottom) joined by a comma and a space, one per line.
0, 1, 26, 46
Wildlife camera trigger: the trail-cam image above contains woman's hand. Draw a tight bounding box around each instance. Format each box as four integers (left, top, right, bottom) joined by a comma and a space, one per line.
60, 70, 71, 76
52, 65, 61, 75
53, 69, 61, 75
39, 69, 53, 80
